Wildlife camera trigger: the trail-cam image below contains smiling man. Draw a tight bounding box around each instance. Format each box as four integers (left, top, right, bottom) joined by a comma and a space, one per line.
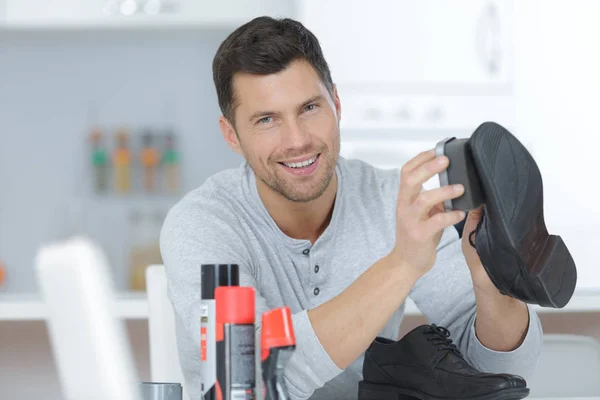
160, 16, 542, 400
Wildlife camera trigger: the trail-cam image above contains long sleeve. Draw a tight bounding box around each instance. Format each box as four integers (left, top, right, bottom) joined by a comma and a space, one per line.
408, 227, 543, 382
159, 195, 342, 400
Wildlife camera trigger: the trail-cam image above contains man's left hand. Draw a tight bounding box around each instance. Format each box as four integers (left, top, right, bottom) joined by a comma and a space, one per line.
460, 205, 530, 351
461, 205, 499, 294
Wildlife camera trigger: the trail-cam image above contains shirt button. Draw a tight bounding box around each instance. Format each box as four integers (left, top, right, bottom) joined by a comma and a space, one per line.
302, 248, 310, 256
314, 265, 320, 273
313, 287, 320, 296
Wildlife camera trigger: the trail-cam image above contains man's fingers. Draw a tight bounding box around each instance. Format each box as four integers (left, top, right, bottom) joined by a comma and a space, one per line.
428, 201, 445, 218
399, 155, 449, 205
423, 209, 466, 235
414, 184, 464, 219
401, 149, 437, 174
409, 156, 449, 192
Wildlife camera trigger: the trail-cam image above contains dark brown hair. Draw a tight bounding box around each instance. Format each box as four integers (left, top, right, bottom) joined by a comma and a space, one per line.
212, 16, 334, 127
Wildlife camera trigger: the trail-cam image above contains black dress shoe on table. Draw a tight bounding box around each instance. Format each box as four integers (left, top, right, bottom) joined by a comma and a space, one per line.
468, 122, 577, 308
358, 325, 529, 400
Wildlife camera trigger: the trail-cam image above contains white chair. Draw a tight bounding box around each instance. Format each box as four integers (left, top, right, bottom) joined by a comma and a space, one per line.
528, 333, 600, 397
145, 264, 189, 400
36, 237, 142, 400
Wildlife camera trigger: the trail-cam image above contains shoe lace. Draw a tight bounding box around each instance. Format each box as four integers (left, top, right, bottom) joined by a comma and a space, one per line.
425, 324, 463, 357
468, 208, 486, 248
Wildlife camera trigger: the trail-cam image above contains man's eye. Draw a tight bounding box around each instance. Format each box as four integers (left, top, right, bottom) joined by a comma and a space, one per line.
258, 116, 272, 124
305, 104, 316, 112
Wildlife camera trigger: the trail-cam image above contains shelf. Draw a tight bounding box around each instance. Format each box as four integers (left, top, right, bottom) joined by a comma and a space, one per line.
80, 195, 182, 208
2, 289, 599, 322
0, 291, 148, 321
403, 288, 600, 316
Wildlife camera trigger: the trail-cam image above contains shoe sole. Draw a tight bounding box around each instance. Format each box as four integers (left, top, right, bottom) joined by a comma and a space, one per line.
358, 381, 530, 400
469, 122, 577, 308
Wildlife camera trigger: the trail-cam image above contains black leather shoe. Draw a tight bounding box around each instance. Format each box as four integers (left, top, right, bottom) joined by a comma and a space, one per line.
468, 121, 577, 308
358, 325, 529, 400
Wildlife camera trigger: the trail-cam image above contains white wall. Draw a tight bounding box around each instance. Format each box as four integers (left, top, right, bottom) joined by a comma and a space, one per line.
0, 29, 244, 293
513, 1, 600, 289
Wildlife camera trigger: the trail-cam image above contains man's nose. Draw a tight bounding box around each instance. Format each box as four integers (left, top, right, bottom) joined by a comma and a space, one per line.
281, 119, 310, 149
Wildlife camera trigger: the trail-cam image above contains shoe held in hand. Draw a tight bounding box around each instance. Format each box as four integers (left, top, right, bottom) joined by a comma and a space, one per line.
438, 121, 577, 308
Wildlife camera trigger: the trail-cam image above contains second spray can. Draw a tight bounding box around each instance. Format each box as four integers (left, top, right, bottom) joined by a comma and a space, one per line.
215, 286, 257, 400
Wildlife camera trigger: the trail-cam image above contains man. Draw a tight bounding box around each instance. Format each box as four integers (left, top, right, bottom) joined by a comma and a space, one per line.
160, 16, 542, 400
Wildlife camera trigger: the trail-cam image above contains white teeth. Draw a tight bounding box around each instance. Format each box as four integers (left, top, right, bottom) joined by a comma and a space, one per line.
283, 155, 317, 169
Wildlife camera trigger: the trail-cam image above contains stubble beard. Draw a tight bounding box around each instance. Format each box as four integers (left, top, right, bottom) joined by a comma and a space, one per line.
253, 140, 339, 203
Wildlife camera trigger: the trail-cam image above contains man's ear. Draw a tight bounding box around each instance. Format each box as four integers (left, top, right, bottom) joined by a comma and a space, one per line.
332, 83, 341, 121
219, 116, 242, 155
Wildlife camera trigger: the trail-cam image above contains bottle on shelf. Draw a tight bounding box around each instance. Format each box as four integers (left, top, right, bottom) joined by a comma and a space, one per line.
89, 129, 109, 194
0, 209, 5, 289
113, 129, 132, 194
128, 207, 164, 291
162, 131, 180, 194
140, 131, 160, 194
0, 261, 5, 288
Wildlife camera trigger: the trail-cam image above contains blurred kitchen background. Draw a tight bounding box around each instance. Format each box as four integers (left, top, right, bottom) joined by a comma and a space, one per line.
1, 0, 599, 398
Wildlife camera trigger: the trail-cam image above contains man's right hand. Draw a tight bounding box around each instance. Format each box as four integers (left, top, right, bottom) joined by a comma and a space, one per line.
391, 149, 466, 278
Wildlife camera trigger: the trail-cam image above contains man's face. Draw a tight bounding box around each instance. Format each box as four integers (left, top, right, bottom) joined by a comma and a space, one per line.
222, 59, 341, 203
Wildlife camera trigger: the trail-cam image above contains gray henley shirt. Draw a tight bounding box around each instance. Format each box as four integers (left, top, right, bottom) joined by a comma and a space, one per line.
160, 156, 542, 400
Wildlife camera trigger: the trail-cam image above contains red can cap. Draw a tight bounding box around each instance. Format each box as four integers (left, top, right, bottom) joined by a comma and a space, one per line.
215, 286, 255, 341
261, 306, 296, 361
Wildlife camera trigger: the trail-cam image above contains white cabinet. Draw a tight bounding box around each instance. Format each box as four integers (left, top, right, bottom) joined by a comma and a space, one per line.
296, 0, 516, 135
3, 0, 293, 29
296, 0, 513, 89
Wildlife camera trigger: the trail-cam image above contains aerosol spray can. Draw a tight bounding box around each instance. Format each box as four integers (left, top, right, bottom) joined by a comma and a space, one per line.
260, 307, 296, 400
215, 286, 256, 400
200, 264, 239, 400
